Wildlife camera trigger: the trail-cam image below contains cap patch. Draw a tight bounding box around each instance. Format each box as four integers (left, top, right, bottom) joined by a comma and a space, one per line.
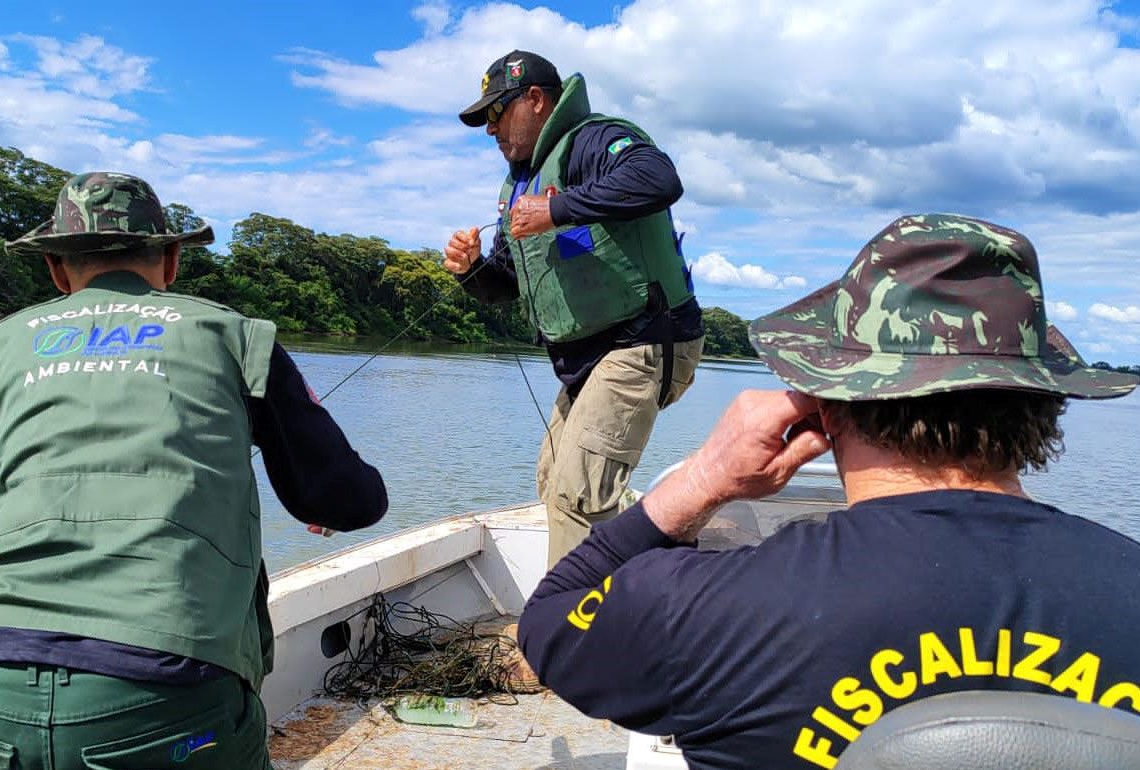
481, 73, 490, 94
506, 58, 525, 85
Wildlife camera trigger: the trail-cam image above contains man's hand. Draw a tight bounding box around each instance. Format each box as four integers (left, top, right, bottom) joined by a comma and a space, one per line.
643, 390, 831, 542
444, 227, 481, 274
509, 195, 555, 239
307, 525, 337, 537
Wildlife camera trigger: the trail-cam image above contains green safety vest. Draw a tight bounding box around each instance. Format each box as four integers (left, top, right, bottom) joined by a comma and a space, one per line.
499, 74, 695, 343
0, 271, 277, 688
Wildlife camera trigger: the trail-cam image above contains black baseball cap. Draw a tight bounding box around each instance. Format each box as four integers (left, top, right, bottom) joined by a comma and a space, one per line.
459, 50, 562, 127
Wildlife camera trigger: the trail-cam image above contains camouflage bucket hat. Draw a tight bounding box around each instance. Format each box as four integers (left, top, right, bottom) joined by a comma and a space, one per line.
3, 171, 213, 258
749, 213, 1139, 401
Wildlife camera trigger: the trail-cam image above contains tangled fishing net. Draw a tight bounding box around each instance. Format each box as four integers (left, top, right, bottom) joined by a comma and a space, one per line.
322, 594, 543, 704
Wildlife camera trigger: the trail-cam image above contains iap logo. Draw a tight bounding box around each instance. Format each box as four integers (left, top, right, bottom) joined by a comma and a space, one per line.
31, 324, 166, 358
33, 326, 86, 358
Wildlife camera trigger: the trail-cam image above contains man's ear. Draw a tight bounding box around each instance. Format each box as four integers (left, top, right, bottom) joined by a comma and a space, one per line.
163, 243, 181, 287
528, 85, 550, 112
44, 254, 72, 294
818, 400, 843, 440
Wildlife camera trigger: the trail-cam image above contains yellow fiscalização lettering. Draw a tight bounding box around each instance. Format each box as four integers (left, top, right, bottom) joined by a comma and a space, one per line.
1100, 682, 1140, 710
1012, 631, 1060, 686
870, 648, 916, 700
831, 677, 884, 726
792, 727, 841, 770
919, 631, 964, 685
1051, 652, 1101, 702
959, 627, 994, 676
566, 576, 612, 631
791, 627, 1140, 768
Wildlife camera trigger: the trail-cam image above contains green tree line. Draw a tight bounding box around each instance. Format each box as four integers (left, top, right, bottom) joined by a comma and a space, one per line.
1, 146, 757, 356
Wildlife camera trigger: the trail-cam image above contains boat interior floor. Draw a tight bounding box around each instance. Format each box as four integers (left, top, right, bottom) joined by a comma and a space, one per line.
267, 486, 844, 769
269, 687, 629, 770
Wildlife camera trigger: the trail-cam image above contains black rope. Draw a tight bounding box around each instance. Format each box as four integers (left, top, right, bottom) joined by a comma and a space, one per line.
322, 594, 533, 705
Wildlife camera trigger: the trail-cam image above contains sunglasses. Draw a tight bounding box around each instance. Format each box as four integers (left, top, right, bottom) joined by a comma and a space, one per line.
487, 90, 524, 124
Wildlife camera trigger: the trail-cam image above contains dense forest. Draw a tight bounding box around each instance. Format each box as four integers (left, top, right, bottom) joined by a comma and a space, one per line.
1, 146, 758, 357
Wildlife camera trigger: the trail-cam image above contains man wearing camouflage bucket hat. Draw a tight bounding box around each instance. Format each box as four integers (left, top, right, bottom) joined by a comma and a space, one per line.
4, 172, 215, 260
0, 172, 389, 768
517, 214, 1140, 770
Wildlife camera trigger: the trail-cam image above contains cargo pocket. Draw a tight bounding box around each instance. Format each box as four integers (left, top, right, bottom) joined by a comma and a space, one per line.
569, 429, 636, 517
661, 336, 705, 408
553, 345, 663, 518
81, 703, 230, 769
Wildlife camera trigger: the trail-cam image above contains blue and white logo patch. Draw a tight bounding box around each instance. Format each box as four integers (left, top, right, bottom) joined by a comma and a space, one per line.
31, 324, 166, 358
23, 323, 170, 389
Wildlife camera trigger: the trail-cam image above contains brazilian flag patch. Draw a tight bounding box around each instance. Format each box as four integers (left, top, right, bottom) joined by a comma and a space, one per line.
607, 137, 634, 155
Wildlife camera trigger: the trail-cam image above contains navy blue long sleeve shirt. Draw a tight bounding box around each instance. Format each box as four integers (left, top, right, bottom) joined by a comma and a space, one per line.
459, 121, 703, 390
248, 344, 387, 531
0, 344, 388, 682
519, 493, 1140, 770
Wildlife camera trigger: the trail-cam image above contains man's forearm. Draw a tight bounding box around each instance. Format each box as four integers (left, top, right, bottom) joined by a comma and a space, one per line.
251, 344, 388, 531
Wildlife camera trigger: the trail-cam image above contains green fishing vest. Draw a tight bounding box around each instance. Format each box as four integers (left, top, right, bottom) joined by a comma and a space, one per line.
0, 271, 276, 688
499, 74, 695, 343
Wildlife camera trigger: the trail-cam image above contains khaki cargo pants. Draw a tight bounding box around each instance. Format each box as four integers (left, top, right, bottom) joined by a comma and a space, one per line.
537, 336, 705, 567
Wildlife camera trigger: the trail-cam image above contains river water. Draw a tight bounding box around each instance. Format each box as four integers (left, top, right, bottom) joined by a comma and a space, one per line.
259, 342, 1140, 572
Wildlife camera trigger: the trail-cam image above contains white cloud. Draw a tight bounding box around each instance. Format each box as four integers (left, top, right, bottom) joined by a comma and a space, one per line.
672, 216, 697, 238
1047, 300, 1080, 321
12, 34, 151, 97
1102, 9, 1140, 37
413, 2, 452, 36
0, 36, 292, 176
303, 126, 353, 150
284, 6, 583, 110
155, 134, 263, 155
0, 74, 140, 129
135, 118, 508, 252
691, 251, 806, 290
1089, 303, 1140, 323
285, 0, 1140, 218
0, 42, 8, 71
147, 134, 299, 166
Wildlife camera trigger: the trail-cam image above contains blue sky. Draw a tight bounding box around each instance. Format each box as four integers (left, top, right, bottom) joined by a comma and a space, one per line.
3, 0, 1140, 362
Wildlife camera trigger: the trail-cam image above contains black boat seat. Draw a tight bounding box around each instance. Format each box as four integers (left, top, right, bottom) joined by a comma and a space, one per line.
835, 691, 1140, 770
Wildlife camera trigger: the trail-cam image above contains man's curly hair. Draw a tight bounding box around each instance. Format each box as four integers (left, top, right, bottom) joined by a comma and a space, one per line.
828, 389, 1066, 474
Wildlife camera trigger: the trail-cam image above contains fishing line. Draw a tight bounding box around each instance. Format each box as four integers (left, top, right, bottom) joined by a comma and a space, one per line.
315, 222, 501, 405
252, 221, 556, 458
513, 350, 556, 464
